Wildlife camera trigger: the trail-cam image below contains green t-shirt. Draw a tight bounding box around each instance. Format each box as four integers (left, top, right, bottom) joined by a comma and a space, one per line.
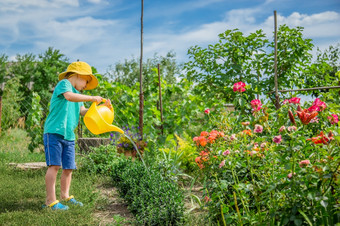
44, 79, 84, 141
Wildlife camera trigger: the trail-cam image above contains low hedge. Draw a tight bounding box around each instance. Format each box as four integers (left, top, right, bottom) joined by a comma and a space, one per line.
111, 160, 185, 225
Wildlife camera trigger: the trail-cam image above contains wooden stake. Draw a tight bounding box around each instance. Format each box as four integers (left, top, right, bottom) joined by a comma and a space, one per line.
274, 10, 280, 109
139, 0, 144, 138
157, 64, 164, 135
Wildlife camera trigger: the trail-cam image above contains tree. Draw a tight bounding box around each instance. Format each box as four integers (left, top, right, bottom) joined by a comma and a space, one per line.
105, 51, 180, 88
304, 44, 340, 97
183, 25, 315, 105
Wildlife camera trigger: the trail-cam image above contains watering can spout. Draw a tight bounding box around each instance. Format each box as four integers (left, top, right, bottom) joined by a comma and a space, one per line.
84, 100, 124, 135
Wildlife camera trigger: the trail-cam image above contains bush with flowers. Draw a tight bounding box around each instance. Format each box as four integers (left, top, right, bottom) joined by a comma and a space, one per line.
110, 126, 147, 159
192, 82, 340, 225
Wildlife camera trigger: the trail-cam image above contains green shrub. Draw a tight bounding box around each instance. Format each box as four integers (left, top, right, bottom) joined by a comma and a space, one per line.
111, 161, 185, 225
80, 144, 122, 175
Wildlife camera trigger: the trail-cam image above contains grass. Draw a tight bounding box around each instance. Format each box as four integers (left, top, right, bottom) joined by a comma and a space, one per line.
0, 128, 210, 225
0, 128, 110, 225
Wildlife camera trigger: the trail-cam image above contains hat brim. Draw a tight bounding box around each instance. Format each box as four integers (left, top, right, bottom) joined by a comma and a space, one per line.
58, 71, 98, 90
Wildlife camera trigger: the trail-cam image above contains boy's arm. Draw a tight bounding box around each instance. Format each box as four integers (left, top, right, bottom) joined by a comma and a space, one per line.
63, 92, 102, 103
80, 106, 88, 116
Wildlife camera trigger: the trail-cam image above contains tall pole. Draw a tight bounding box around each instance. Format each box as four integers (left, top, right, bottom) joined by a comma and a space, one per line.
274, 10, 280, 109
157, 64, 164, 135
139, 0, 144, 138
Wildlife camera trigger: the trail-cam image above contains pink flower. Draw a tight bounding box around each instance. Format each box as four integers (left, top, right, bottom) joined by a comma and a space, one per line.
230, 134, 236, 141
204, 108, 210, 114
279, 126, 286, 133
219, 160, 226, 168
287, 126, 297, 132
308, 105, 320, 112
254, 124, 263, 133
288, 97, 301, 104
299, 160, 310, 168
260, 142, 266, 148
233, 81, 246, 92
328, 114, 339, 125
310, 98, 326, 112
287, 172, 296, 178
273, 135, 282, 144
223, 150, 231, 156
253, 142, 259, 148
282, 99, 289, 105
250, 99, 262, 112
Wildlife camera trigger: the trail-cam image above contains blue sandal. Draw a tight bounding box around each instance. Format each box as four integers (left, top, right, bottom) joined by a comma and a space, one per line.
65, 195, 83, 206
42, 200, 69, 210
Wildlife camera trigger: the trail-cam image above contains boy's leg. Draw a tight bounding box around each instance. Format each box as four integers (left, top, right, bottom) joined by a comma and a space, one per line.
60, 169, 73, 199
45, 165, 60, 205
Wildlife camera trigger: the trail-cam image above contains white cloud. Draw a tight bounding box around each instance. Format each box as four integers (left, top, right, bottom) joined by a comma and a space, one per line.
0, 0, 339, 74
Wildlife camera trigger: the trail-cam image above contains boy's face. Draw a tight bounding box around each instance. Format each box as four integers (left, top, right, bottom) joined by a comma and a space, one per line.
75, 75, 92, 91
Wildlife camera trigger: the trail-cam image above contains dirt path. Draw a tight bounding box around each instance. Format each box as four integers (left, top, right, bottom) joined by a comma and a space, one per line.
94, 185, 134, 225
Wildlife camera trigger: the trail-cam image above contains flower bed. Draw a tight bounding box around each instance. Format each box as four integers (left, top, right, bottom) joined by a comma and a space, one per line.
193, 84, 340, 225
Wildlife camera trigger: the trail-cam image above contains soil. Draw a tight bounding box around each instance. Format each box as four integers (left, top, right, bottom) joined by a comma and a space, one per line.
94, 184, 134, 226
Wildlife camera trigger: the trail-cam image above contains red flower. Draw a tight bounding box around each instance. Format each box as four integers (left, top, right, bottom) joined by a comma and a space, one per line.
307, 131, 332, 145
233, 81, 246, 92
204, 108, 210, 114
296, 109, 318, 125
288, 97, 301, 104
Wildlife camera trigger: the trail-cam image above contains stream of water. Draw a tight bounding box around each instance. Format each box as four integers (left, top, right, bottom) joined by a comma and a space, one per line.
123, 134, 147, 169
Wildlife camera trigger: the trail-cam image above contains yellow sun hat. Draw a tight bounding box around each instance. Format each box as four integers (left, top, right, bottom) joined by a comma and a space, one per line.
58, 61, 98, 90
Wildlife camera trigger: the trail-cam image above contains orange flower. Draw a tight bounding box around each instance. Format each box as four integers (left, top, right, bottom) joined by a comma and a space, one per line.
198, 136, 208, 147
288, 110, 296, 125
195, 157, 204, 169
297, 109, 318, 125
307, 131, 331, 145
200, 131, 209, 137
242, 129, 252, 136
199, 151, 209, 162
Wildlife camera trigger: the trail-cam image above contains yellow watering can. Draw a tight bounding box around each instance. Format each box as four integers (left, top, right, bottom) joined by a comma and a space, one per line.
84, 99, 124, 135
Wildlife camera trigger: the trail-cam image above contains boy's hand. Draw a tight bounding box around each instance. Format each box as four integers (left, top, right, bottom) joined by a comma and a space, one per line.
92, 96, 103, 103
103, 99, 113, 109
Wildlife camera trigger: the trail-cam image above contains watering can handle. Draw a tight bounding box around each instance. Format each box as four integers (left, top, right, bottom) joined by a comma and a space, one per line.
95, 98, 113, 112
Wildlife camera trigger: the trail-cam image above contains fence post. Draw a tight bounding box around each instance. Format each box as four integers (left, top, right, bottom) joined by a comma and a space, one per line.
139, 0, 144, 139
0, 96, 2, 135
274, 10, 280, 109
157, 64, 164, 135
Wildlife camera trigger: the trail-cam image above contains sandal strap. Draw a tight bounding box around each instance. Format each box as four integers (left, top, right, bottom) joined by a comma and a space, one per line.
65, 195, 74, 202
48, 200, 59, 208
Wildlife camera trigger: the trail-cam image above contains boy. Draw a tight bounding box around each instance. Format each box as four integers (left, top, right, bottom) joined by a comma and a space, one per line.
43, 61, 111, 210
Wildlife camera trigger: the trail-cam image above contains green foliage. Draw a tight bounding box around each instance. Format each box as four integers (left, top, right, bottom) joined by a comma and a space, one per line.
34, 47, 69, 108
184, 25, 316, 106
80, 144, 122, 175
160, 133, 198, 174
1, 77, 23, 130
185, 29, 268, 102
304, 44, 340, 97
26, 92, 43, 152
106, 51, 180, 87
192, 98, 339, 225
111, 161, 185, 225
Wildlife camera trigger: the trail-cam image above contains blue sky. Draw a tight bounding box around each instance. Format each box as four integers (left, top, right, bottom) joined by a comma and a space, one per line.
0, 0, 339, 74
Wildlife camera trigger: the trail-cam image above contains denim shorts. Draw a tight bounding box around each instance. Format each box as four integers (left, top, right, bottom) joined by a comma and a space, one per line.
43, 133, 76, 169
